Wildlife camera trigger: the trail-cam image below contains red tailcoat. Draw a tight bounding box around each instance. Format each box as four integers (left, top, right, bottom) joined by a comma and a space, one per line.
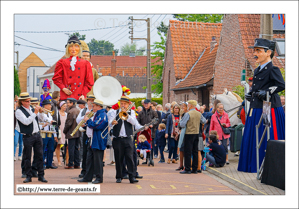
52, 56, 94, 100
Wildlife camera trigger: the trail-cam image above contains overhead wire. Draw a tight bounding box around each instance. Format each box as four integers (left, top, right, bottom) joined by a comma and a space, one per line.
15, 35, 63, 52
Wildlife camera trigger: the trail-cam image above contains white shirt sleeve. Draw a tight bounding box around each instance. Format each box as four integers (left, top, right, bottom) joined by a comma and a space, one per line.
127, 110, 143, 130
76, 109, 84, 124
108, 109, 117, 128
15, 109, 37, 126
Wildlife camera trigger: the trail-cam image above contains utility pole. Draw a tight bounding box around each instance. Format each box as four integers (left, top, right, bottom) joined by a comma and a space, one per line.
14, 51, 19, 70
128, 16, 151, 100
260, 14, 273, 40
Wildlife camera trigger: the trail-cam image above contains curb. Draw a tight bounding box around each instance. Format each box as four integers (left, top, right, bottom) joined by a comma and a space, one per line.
206, 167, 266, 195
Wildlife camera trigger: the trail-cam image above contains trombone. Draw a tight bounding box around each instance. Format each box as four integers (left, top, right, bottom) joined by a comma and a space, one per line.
32, 105, 55, 116
101, 102, 135, 138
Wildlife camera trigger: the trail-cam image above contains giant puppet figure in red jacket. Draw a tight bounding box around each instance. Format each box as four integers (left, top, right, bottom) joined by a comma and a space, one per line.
52, 35, 94, 101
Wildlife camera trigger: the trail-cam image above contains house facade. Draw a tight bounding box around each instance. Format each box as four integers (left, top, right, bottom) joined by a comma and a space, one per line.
26, 66, 50, 97
18, 52, 46, 93
164, 15, 285, 108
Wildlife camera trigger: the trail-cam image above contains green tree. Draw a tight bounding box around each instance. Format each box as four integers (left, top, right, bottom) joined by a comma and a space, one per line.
87, 39, 119, 55
120, 42, 145, 56
173, 14, 223, 23
14, 66, 21, 97
278, 68, 285, 96
68, 32, 86, 40
151, 31, 166, 95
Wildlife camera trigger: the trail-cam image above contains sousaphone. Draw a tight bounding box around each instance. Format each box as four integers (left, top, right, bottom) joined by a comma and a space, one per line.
93, 76, 123, 106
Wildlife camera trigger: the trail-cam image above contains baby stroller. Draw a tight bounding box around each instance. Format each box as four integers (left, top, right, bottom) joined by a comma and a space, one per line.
136, 129, 154, 167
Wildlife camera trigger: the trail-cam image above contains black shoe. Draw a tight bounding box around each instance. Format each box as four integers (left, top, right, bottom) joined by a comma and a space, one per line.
129, 178, 139, 183
175, 166, 184, 171
197, 170, 202, 173
21, 174, 27, 178
122, 175, 129, 179
135, 175, 143, 179
164, 150, 169, 153
92, 179, 103, 184
191, 170, 198, 174
116, 178, 122, 183
77, 178, 89, 182
103, 162, 105, 167
38, 176, 48, 183
142, 161, 147, 164
23, 177, 32, 183
180, 170, 191, 174
46, 165, 58, 169
79, 173, 85, 178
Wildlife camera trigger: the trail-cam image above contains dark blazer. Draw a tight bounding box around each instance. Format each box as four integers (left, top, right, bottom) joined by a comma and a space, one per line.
249, 61, 285, 108
63, 105, 80, 139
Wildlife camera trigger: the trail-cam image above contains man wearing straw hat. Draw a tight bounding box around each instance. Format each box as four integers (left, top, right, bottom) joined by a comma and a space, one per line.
15, 92, 48, 183
78, 99, 108, 184
109, 96, 144, 184
76, 94, 95, 178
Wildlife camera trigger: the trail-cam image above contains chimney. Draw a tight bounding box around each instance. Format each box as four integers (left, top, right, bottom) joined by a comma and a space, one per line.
111, 51, 117, 77
210, 36, 217, 52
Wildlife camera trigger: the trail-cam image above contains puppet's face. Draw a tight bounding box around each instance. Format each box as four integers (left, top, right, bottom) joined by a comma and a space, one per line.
43, 87, 49, 94
68, 43, 80, 57
253, 47, 271, 65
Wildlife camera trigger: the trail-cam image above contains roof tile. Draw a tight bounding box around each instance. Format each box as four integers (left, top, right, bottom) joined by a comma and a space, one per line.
173, 45, 218, 90
169, 20, 222, 79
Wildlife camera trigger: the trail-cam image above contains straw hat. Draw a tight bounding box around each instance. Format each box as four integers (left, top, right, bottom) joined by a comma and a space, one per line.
19, 92, 31, 100
187, 100, 197, 106
93, 99, 104, 106
118, 96, 130, 103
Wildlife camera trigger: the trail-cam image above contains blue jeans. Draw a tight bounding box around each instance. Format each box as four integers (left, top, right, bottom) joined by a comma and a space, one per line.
168, 137, 177, 160
158, 145, 165, 161
42, 135, 54, 167
206, 154, 224, 167
221, 138, 229, 155
14, 129, 23, 157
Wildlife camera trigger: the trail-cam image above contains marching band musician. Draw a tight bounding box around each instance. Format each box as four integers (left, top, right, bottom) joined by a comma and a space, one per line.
52, 35, 94, 101
76, 95, 96, 178
15, 92, 48, 183
41, 99, 58, 169
109, 96, 145, 184
78, 99, 108, 184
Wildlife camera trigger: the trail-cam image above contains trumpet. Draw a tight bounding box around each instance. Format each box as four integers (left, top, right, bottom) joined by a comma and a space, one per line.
101, 102, 135, 138
70, 111, 94, 137
32, 105, 55, 115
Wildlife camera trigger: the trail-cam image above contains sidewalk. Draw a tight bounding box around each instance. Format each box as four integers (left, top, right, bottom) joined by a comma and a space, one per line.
205, 151, 285, 195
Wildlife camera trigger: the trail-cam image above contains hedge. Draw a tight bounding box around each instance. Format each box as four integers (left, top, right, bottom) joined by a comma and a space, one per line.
130, 97, 163, 107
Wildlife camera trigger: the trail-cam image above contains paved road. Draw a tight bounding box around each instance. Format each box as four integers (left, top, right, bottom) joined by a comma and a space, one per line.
14, 150, 240, 195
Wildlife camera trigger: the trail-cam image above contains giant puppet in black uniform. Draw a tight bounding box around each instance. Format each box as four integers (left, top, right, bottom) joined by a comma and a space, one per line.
238, 38, 285, 173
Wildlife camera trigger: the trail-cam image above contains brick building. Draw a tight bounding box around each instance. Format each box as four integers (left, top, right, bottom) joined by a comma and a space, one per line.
162, 20, 222, 106
164, 15, 285, 107
18, 52, 46, 93
41, 55, 161, 97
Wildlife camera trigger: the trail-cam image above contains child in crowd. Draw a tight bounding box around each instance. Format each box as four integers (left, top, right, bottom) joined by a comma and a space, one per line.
137, 134, 151, 163
206, 134, 226, 167
155, 123, 167, 163
207, 130, 219, 145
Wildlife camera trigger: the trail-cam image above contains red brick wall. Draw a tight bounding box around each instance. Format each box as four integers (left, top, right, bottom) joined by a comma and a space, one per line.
213, 14, 247, 95
173, 89, 203, 104
163, 31, 176, 107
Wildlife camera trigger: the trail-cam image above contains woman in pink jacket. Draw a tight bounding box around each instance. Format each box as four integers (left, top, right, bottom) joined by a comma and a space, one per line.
210, 103, 231, 164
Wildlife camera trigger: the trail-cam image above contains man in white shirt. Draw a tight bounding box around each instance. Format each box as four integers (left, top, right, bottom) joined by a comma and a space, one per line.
109, 96, 145, 183
15, 92, 47, 183
76, 95, 95, 178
